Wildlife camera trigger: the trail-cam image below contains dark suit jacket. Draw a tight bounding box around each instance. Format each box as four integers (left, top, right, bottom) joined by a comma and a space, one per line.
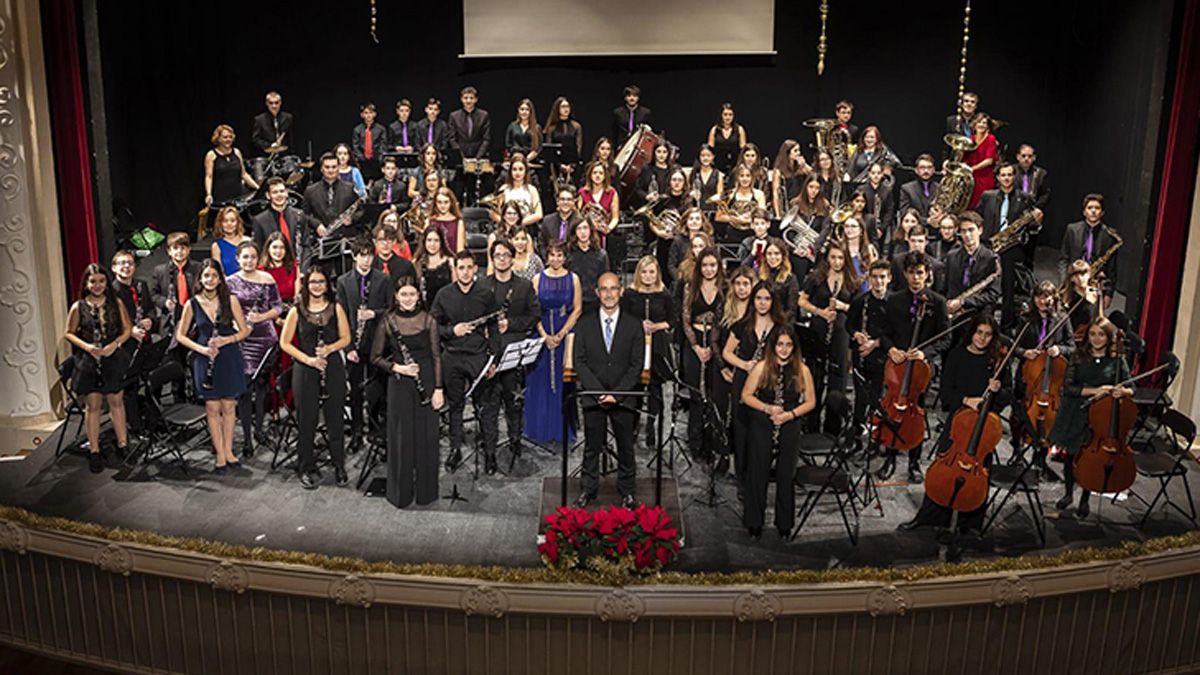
251, 205, 308, 248
414, 118, 450, 155
352, 122, 390, 164
479, 274, 541, 349
945, 113, 972, 137
251, 111, 294, 154
612, 105, 653, 147
883, 287, 950, 356
1059, 221, 1120, 290
336, 268, 392, 355
388, 119, 419, 150
898, 179, 940, 219
150, 260, 202, 320
1013, 164, 1050, 209
448, 108, 491, 159
975, 188, 1037, 242
573, 309, 644, 407
937, 245, 1001, 311
539, 211, 582, 250
302, 179, 360, 240
372, 254, 416, 291
367, 177, 408, 207
113, 278, 156, 340
860, 181, 894, 234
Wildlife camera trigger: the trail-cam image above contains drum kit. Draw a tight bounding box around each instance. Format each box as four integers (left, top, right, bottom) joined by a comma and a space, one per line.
248, 144, 313, 189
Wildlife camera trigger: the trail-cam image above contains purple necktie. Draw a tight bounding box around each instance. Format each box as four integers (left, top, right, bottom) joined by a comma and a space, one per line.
1084, 228, 1095, 261
386, 184, 392, 202
1022, 173, 1030, 193
910, 294, 919, 318
962, 255, 973, 287
923, 182, 929, 198
1038, 317, 1048, 344
559, 216, 568, 240
427, 124, 433, 144
360, 274, 368, 298
402, 126, 409, 146
628, 109, 634, 132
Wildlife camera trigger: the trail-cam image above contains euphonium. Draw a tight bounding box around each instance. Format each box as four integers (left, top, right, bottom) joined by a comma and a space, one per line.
634, 204, 681, 237
479, 191, 503, 218
932, 161, 974, 216
582, 202, 609, 233
401, 199, 430, 235
780, 208, 820, 256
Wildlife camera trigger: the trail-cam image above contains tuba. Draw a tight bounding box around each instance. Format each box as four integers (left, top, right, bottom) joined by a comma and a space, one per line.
932, 133, 978, 216
780, 208, 820, 257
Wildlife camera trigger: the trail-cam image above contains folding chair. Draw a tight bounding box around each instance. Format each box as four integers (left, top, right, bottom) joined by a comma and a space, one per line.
791, 409, 861, 545
53, 358, 87, 459
980, 460, 1046, 547
1130, 352, 1180, 440
1129, 408, 1197, 528
129, 361, 209, 476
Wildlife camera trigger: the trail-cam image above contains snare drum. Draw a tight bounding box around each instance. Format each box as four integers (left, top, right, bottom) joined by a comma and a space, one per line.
247, 157, 273, 183
462, 158, 495, 174
276, 154, 302, 175
615, 125, 659, 198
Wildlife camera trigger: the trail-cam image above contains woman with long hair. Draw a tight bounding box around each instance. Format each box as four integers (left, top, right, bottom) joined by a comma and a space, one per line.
493, 156, 543, 226
428, 186, 466, 254
524, 240, 583, 445
814, 148, 839, 203
679, 247, 726, 459
673, 230, 715, 288
278, 266, 352, 489
964, 112, 998, 209
577, 160, 620, 243
407, 143, 443, 199
771, 139, 811, 218
375, 208, 414, 261
210, 207, 251, 275
63, 264, 132, 472
836, 216, 878, 293
334, 142, 367, 198
759, 237, 800, 324
1011, 280, 1075, 481
371, 276, 445, 507
689, 143, 725, 214
590, 136, 619, 182
635, 141, 674, 208
1063, 259, 1101, 338
415, 226, 454, 307
798, 243, 857, 434
716, 165, 768, 235
487, 201, 526, 274
624, 256, 675, 446
510, 227, 545, 281
226, 241, 283, 456
741, 327, 815, 538
175, 259, 251, 474
544, 96, 584, 186
734, 142, 769, 193
891, 207, 923, 259
849, 125, 900, 180
708, 103, 747, 175
667, 208, 715, 283
504, 98, 541, 162
565, 217, 609, 316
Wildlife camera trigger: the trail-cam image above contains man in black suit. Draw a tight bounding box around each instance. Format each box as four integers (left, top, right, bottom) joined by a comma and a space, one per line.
1013, 143, 1050, 210
612, 84, 653, 148
389, 99, 418, 155
877, 251, 950, 483
890, 227, 943, 292
1059, 193, 1120, 298
937, 212, 1001, 319
539, 187, 582, 250
336, 237, 393, 444
897, 154, 940, 224
834, 100, 860, 143
572, 272, 645, 508
976, 163, 1043, 326
368, 157, 408, 209
352, 102, 389, 181
370, 222, 416, 289
150, 232, 201, 333
112, 249, 155, 431
448, 86, 491, 163
479, 239, 541, 469
302, 152, 361, 269
414, 98, 450, 157
252, 177, 308, 250
944, 91, 978, 138
251, 91, 294, 156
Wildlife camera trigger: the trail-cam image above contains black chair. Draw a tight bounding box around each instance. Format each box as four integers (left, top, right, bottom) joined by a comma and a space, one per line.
129, 361, 209, 475
53, 358, 87, 459
980, 459, 1046, 547
1131, 351, 1180, 440
791, 396, 860, 545
1129, 408, 1197, 528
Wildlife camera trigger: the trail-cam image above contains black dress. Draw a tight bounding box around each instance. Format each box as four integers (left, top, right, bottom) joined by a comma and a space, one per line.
371, 310, 442, 507
800, 274, 855, 433
292, 303, 347, 474
211, 150, 244, 205
711, 126, 741, 174
679, 284, 724, 457
623, 289, 675, 440
566, 247, 609, 316
189, 297, 247, 400
728, 320, 774, 486
72, 299, 127, 395
744, 364, 805, 533
419, 259, 453, 309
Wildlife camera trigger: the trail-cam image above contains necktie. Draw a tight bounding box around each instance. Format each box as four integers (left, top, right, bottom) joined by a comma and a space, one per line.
326, 183, 335, 206
385, 184, 393, 203
130, 284, 139, 310
360, 274, 368, 299
1000, 193, 1010, 228
910, 294, 919, 318
604, 316, 614, 352
628, 109, 634, 132
402, 125, 409, 147
427, 123, 434, 144
382, 260, 390, 276
922, 182, 929, 198
176, 267, 188, 306
1022, 173, 1030, 193
278, 210, 290, 241
364, 127, 374, 160
273, 117, 279, 134
1039, 317, 1048, 344
1084, 228, 1095, 261
466, 112, 473, 136
560, 216, 568, 240
962, 254, 973, 287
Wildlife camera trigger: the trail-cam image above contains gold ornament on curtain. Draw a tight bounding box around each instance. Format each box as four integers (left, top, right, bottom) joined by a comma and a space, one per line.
370, 0, 379, 43
817, 0, 829, 75
956, 1, 972, 121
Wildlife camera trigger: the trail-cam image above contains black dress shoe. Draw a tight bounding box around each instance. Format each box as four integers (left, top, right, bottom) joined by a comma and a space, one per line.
88, 452, 103, 473
1037, 461, 1061, 483
747, 526, 762, 540
1076, 493, 1091, 517
907, 463, 924, 484
897, 517, 922, 532
574, 492, 594, 508
300, 471, 318, 490
335, 466, 349, 487
776, 527, 790, 539
242, 442, 254, 458
445, 449, 463, 472
876, 456, 896, 480
1054, 492, 1073, 511
620, 494, 637, 509
484, 454, 498, 476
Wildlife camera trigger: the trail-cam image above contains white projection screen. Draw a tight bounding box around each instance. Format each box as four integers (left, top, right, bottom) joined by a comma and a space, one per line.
462, 0, 776, 57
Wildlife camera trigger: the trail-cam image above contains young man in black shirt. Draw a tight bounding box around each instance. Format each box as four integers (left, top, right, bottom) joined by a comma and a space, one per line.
389, 99, 418, 155
352, 102, 389, 181
336, 237, 391, 446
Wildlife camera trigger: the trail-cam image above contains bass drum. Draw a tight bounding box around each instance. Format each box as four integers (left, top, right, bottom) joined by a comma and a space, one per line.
614, 125, 659, 198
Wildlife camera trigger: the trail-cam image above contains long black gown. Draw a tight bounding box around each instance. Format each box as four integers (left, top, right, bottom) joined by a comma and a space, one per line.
371, 309, 442, 507
744, 364, 805, 533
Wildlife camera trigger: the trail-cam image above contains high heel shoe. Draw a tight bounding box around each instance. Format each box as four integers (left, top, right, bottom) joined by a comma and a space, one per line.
1054, 492, 1073, 511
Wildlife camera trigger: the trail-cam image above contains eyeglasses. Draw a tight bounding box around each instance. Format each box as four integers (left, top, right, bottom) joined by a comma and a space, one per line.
493, 251, 512, 259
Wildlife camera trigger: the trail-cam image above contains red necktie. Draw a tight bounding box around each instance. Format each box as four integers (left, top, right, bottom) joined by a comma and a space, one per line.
176, 267, 188, 305
382, 259, 390, 276
364, 127, 374, 159
278, 210, 290, 241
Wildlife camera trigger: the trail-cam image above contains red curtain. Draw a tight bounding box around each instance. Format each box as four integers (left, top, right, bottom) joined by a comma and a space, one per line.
1139, 0, 1200, 370
42, 0, 98, 292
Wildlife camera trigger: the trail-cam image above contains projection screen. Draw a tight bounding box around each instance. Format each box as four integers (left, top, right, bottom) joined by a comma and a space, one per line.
462, 0, 776, 57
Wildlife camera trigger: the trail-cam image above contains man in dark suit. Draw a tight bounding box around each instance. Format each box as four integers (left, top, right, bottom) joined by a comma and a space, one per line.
367, 157, 408, 209
539, 187, 583, 250
611, 84, 653, 148
389, 98, 418, 155
944, 91, 978, 137
448, 86, 491, 162
834, 100, 860, 143
479, 239, 541, 469
1059, 193, 1120, 298
112, 249, 155, 431
976, 163, 1043, 326
352, 102, 389, 181
897, 154, 940, 224
937, 212, 1001, 318
150, 231, 202, 333
251, 177, 308, 249
890, 227, 944, 292
572, 272, 645, 508
251, 91, 294, 156
336, 237, 393, 444
414, 98, 450, 157
1013, 143, 1050, 210
302, 152, 361, 269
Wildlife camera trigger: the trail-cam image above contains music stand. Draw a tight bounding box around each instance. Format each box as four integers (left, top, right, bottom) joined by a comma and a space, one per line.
495, 337, 545, 471
383, 152, 419, 169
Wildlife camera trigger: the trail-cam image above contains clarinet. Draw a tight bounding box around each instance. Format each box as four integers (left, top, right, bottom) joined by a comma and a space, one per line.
390, 319, 430, 406
202, 302, 218, 390
771, 366, 785, 449
354, 285, 369, 350
826, 279, 841, 345
641, 296, 652, 385
89, 301, 105, 371
316, 330, 328, 402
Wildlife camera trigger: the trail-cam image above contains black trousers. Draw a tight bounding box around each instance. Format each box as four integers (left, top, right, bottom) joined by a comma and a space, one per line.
681, 341, 718, 458
999, 247, 1026, 328
237, 375, 269, 449
293, 355, 347, 474
444, 351, 499, 457
807, 325, 849, 435
345, 357, 372, 435
581, 399, 637, 498
496, 366, 524, 446
852, 356, 885, 424
744, 412, 801, 532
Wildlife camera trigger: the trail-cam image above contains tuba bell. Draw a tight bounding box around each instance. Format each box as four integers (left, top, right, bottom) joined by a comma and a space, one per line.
930, 133, 978, 216
943, 133, 977, 163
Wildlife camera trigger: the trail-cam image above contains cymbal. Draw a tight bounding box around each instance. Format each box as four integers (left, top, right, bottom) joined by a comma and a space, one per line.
286, 171, 304, 186
299, 160, 314, 169
266, 144, 289, 154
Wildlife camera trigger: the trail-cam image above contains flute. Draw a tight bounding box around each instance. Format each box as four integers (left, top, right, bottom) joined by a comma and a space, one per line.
548, 308, 557, 394
641, 296, 652, 385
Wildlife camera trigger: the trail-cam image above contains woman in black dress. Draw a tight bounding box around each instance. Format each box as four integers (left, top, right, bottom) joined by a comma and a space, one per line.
759, 237, 800, 324
707, 102, 746, 175
415, 227, 454, 308
689, 144, 724, 220
175, 259, 252, 474
679, 247, 725, 459
565, 218, 609, 317
278, 266, 353, 489
770, 139, 811, 218
623, 256, 675, 447
371, 277, 444, 507
63, 264, 132, 473
741, 327, 816, 538
798, 243, 858, 434
204, 124, 258, 208
504, 98, 541, 162
544, 96, 584, 186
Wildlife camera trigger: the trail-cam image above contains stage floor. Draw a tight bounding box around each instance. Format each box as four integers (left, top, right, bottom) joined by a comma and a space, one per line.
2, 405, 1196, 574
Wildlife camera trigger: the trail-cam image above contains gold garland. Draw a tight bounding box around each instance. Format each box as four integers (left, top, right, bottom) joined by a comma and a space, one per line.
3, 506, 1199, 587
956, 0, 972, 121
816, 0, 829, 76
369, 0, 379, 43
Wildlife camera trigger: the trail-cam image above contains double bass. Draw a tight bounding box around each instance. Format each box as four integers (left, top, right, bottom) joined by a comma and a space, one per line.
925, 325, 1026, 512
873, 295, 930, 452
1020, 305, 1078, 451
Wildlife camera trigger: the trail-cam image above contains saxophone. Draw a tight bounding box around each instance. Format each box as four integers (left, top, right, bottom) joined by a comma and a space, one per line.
948, 258, 1001, 320
989, 208, 1040, 255
1086, 226, 1123, 284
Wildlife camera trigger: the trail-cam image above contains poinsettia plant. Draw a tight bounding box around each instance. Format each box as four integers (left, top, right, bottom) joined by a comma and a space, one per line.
538, 504, 682, 575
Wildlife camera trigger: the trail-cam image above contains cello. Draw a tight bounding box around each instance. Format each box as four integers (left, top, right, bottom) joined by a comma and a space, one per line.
925, 325, 1027, 512
1020, 301, 1080, 451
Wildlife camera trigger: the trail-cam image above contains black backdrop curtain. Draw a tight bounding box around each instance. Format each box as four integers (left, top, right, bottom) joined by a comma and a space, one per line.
92, 0, 1175, 319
